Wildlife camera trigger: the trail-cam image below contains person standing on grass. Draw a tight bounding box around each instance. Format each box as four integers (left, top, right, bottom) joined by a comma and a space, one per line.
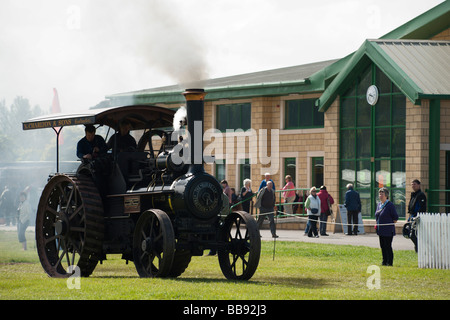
305, 187, 321, 238
375, 187, 398, 266
17, 192, 31, 250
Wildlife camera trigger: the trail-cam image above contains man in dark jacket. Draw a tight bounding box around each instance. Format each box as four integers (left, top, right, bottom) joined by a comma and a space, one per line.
106, 119, 137, 154
255, 181, 278, 238
407, 179, 427, 252
76, 124, 107, 159
344, 183, 361, 235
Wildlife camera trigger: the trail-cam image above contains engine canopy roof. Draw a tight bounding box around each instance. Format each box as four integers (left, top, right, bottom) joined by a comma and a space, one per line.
22, 105, 176, 131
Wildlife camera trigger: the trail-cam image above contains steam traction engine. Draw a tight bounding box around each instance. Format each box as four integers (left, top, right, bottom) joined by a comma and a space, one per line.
23, 89, 260, 280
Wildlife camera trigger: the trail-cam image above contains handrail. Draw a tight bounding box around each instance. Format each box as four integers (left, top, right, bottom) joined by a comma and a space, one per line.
229, 193, 257, 212
229, 187, 314, 217
275, 188, 309, 215
425, 189, 450, 212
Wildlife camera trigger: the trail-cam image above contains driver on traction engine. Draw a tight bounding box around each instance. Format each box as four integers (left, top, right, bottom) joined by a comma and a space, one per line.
106, 119, 137, 154
76, 124, 107, 160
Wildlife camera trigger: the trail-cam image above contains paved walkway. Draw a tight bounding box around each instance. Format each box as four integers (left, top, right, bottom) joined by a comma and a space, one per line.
0, 224, 415, 251
260, 229, 414, 251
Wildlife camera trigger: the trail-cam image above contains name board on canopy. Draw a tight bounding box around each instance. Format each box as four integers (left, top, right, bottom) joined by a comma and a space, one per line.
22, 116, 96, 130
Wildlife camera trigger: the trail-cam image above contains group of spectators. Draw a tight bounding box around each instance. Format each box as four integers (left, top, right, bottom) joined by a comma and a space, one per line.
220, 173, 336, 239
219, 172, 427, 267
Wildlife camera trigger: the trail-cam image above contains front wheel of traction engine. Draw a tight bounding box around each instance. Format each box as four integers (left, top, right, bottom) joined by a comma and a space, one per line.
133, 209, 175, 278
218, 211, 261, 280
35, 175, 104, 278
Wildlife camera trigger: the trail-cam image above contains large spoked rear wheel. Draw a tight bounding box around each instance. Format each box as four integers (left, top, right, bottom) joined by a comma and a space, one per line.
218, 211, 261, 280
35, 174, 104, 278
133, 209, 175, 278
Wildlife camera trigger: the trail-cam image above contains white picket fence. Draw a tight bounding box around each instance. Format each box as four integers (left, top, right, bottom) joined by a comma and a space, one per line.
416, 213, 450, 269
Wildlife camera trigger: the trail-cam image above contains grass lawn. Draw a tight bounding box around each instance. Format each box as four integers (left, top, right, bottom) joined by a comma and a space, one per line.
1, 229, 449, 300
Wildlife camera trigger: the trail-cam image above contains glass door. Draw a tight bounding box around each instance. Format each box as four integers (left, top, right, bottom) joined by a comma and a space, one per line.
340, 64, 406, 218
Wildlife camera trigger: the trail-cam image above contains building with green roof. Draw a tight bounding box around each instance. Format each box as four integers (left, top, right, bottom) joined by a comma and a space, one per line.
106, 1, 450, 225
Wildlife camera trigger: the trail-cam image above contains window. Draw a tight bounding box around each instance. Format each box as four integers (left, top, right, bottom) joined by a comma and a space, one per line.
216, 103, 251, 131
239, 159, 251, 190
215, 161, 226, 182
285, 99, 324, 129
339, 64, 406, 218
284, 158, 296, 186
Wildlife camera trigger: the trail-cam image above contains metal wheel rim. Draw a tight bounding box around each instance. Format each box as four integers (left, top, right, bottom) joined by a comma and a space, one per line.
35, 175, 103, 278
218, 211, 261, 280
133, 209, 175, 278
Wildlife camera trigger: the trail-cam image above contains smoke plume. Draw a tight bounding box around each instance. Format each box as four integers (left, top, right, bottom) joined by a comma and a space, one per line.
85, 0, 210, 90
173, 106, 187, 131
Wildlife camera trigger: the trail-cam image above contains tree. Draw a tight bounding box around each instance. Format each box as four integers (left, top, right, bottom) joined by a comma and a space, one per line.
0, 96, 53, 162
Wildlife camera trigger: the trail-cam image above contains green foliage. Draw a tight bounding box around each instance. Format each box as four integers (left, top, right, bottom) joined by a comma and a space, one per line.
0, 97, 54, 162
1, 230, 449, 300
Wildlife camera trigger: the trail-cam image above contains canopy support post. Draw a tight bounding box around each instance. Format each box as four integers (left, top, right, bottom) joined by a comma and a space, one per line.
52, 127, 63, 173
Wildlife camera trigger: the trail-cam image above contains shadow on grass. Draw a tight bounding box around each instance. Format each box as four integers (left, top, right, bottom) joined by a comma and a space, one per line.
89, 271, 332, 289
173, 274, 333, 289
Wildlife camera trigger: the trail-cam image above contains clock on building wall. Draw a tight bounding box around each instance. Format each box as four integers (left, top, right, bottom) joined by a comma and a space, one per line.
366, 85, 379, 106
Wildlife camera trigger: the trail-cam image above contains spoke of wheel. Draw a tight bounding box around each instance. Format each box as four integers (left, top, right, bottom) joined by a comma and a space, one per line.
153, 233, 162, 243
55, 253, 65, 270
55, 240, 66, 269
57, 184, 68, 204
71, 251, 76, 268
231, 254, 238, 272
146, 253, 155, 275
44, 234, 58, 245
149, 215, 155, 239
140, 251, 148, 261
235, 219, 242, 239
65, 187, 75, 214
45, 205, 59, 218
71, 238, 82, 254
63, 241, 71, 268
56, 235, 63, 252
68, 205, 82, 221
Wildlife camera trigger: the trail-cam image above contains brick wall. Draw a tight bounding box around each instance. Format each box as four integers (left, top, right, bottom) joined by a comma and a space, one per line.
405, 99, 429, 212
431, 28, 450, 41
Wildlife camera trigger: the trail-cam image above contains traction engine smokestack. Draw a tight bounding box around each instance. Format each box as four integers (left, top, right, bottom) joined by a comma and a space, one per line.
182, 89, 206, 174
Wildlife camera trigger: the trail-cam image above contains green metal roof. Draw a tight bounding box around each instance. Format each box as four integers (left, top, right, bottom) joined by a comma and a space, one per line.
106, 60, 337, 105
380, 0, 450, 40
316, 39, 450, 111
375, 40, 450, 96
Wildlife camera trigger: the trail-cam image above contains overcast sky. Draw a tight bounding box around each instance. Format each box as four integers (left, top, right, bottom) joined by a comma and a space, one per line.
0, 0, 444, 113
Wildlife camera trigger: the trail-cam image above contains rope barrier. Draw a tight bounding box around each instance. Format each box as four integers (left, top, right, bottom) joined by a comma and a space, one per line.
254, 210, 401, 227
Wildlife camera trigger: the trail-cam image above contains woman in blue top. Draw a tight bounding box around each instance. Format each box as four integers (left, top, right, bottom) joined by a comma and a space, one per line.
375, 187, 399, 266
